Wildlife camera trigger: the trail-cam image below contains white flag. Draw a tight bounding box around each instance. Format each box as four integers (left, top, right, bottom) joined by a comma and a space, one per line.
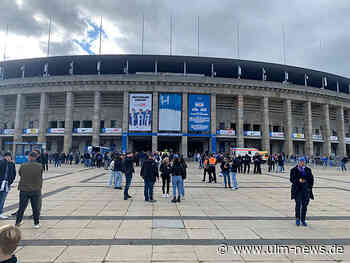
262, 68, 267, 81
43, 63, 49, 77
69, 61, 74, 75
284, 71, 289, 82
20, 64, 25, 78
238, 65, 242, 78
97, 61, 101, 74
304, 73, 308, 86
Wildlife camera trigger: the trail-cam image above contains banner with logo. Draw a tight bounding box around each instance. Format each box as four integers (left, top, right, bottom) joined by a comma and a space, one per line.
312, 134, 323, 140
244, 131, 261, 137
216, 130, 236, 136
345, 138, 350, 143
129, 94, 152, 131
2, 129, 15, 135
48, 128, 65, 134
329, 136, 338, 141
159, 93, 182, 131
270, 132, 284, 138
23, 128, 39, 135
102, 128, 122, 134
188, 94, 210, 132
74, 128, 93, 134
292, 133, 304, 139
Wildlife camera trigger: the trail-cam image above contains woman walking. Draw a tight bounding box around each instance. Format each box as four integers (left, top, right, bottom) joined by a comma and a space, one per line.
159, 158, 172, 197
171, 157, 185, 203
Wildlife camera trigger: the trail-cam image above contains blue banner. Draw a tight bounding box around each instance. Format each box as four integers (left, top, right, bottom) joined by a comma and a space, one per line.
188, 94, 210, 132
159, 93, 182, 131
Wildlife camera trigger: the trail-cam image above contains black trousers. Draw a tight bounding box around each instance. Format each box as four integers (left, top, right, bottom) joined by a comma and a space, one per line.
16, 191, 41, 225
244, 163, 250, 174
295, 191, 310, 222
209, 166, 216, 182
203, 168, 209, 181
161, 175, 170, 194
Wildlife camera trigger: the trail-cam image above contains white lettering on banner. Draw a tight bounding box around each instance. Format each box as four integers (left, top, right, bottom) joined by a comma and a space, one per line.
270, 132, 284, 138
2, 129, 15, 135
75, 128, 93, 133
24, 128, 39, 134
48, 128, 65, 134
312, 135, 323, 140
244, 131, 261, 137
217, 130, 236, 136
345, 138, 350, 143
102, 128, 122, 134
329, 136, 338, 141
157, 133, 182, 136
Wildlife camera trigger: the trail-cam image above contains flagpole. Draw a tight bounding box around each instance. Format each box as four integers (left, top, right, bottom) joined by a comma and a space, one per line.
47, 16, 52, 57
282, 24, 286, 64
3, 24, 8, 62
197, 16, 199, 56
141, 14, 144, 55
237, 23, 240, 59
170, 16, 172, 55
99, 16, 103, 55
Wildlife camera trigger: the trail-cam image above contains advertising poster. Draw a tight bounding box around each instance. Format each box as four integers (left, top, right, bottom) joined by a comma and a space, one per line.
48, 128, 65, 134
159, 93, 182, 131
102, 128, 122, 134
188, 94, 210, 132
129, 94, 152, 131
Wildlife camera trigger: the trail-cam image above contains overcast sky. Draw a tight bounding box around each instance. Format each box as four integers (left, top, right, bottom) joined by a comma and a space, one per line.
1, 0, 350, 77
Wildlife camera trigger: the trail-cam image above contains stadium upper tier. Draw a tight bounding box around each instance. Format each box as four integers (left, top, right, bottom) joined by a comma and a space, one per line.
0, 54, 349, 94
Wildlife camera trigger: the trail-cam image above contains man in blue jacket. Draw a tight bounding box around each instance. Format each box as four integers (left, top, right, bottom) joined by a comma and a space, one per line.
290, 157, 314, 227
0, 152, 16, 219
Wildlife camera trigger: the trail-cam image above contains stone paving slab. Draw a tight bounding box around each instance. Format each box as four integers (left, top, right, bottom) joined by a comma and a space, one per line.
0, 163, 349, 262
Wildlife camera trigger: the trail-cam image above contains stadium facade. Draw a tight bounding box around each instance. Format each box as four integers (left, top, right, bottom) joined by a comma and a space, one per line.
0, 54, 350, 158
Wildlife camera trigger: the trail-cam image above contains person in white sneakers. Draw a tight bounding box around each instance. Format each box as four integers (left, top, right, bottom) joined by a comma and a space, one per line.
0, 153, 16, 219
15, 152, 43, 229
159, 158, 172, 197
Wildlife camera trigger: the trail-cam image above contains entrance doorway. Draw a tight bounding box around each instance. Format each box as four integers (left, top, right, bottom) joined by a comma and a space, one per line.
131, 137, 152, 152
158, 136, 180, 152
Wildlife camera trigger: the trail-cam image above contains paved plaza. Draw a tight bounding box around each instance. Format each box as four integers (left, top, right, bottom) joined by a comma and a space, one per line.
1, 162, 350, 262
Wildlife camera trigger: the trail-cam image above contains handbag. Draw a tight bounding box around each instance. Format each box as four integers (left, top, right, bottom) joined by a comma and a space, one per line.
0, 163, 9, 192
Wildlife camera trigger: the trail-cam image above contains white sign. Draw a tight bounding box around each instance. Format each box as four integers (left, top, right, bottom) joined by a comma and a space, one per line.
159, 94, 182, 132
23, 128, 39, 135
345, 138, 350, 143
2, 129, 14, 135
129, 94, 152, 131
157, 133, 182, 136
48, 128, 65, 134
217, 130, 236, 136
270, 132, 284, 138
312, 135, 323, 140
244, 131, 261, 137
329, 136, 338, 141
102, 128, 122, 134
74, 128, 93, 134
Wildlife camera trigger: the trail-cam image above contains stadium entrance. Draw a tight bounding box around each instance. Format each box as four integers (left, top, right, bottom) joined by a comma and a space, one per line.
188, 137, 209, 157
158, 136, 180, 152
130, 137, 152, 152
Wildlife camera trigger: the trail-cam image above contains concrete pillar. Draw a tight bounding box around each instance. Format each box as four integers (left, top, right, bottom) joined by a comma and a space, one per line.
210, 93, 216, 153
304, 101, 313, 157
337, 105, 346, 157
152, 91, 158, 152
38, 93, 48, 148
322, 104, 331, 157
181, 92, 188, 158
236, 95, 244, 148
261, 97, 270, 153
13, 94, 24, 154
92, 91, 101, 146
122, 91, 129, 152
283, 99, 293, 157
63, 92, 74, 153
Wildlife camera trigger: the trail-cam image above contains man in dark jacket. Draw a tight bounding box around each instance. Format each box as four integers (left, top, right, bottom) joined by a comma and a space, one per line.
122, 153, 135, 200
0, 152, 16, 219
140, 153, 159, 202
290, 157, 314, 227
243, 154, 251, 174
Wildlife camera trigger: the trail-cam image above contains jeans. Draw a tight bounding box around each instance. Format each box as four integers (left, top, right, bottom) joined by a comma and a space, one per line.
16, 191, 41, 225
124, 174, 132, 199
115, 171, 123, 188
0, 191, 8, 214
341, 162, 347, 171
223, 171, 231, 187
295, 190, 310, 222
109, 171, 115, 187
172, 176, 182, 198
144, 179, 155, 201
231, 172, 238, 189
180, 178, 184, 197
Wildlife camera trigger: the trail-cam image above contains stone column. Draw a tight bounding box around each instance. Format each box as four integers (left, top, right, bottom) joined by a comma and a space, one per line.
210, 93, 217, 153
13, 94, 24, 154
92, 91, 101, 146
152, 91, 158, 152
337, 105, 346, 157
322, 104, 331, 157
283, 99, 293, 157
38, 93, 48, 148
122, 91, 129, 153
63, 92, 74, 153
261, 97, 270, 153
236, 95, 244, 148
304, 101, 313, 157
181, 92, 188, 158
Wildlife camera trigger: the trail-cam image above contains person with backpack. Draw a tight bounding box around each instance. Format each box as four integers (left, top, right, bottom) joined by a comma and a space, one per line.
140, 153, 159, 202
171, 157, 184, 203
159, 157, 172, 197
